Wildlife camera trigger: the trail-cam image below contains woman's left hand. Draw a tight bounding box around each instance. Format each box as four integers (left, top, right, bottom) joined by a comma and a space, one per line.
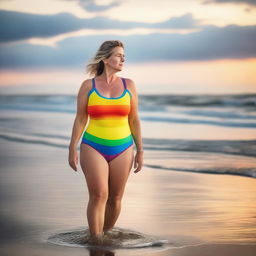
133, 151, 144, 173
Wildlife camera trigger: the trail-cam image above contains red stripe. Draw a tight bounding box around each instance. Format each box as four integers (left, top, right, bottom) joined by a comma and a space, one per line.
88, 105, 130, 118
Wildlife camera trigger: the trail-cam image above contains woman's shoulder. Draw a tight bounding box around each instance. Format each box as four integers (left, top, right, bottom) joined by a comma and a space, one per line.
79, 78, 93, 92
77, 78, 94, 98
81, 78, 93, 87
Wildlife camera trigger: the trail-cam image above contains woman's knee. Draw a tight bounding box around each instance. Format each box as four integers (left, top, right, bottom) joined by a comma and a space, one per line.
89, 189, 108, 202
107, 194, 122, 206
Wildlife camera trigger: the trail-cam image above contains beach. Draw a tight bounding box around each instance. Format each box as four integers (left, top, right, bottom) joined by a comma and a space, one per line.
0, 91, 256, 256
0, 137, 256, 255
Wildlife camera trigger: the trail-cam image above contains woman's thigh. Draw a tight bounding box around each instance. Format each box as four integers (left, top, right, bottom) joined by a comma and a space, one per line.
80, 144, 109, 194
108, 146, 134, 197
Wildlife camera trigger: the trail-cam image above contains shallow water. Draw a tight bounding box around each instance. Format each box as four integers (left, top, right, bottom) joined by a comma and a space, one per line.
45, 227, 171, 249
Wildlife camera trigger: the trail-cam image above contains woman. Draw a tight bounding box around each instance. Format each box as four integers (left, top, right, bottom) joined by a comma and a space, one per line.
68, 40, 144, 242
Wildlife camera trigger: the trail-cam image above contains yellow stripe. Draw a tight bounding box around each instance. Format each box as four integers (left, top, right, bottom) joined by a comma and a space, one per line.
86, 121, 131, 140
89, 117, 129, 127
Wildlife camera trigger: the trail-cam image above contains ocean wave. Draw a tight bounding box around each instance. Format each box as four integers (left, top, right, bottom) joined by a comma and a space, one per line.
146, 164, 256, 178
142, 137, 256, 158
180, 109, 256, 120
141, 116, 256, 128
1, 132, 255, 157
140, 93, 256, 108
1, 93, 255, 109
1, 133, 255, 179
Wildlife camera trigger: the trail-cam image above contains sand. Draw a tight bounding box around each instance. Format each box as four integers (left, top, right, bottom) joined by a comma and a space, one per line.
0, 138, 256, 256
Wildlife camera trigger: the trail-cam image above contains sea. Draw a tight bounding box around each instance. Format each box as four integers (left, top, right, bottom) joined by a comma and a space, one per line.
1, 91, 255, 179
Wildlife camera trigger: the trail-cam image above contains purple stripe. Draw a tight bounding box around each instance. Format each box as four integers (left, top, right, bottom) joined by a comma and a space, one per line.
103, 144, 133, 162
121, 77, 127, 89
81, 142, 133, 162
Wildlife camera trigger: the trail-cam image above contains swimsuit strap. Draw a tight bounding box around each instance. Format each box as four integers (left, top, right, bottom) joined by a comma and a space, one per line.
92, 78, 96, 88
121, 77, 127, 90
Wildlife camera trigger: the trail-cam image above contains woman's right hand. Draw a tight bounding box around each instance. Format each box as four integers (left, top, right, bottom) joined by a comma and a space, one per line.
68, 147, 78, 172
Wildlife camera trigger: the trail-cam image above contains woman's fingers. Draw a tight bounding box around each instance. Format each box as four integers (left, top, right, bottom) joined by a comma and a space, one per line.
68, 159, 77, 171
134, 155, 138, 168
134, 162, 142, 173
134, 159, 143, 173
73, 162, 78, 171
69, 150, 78, 172
133, 152, 143, 173
69, 160, 77, 172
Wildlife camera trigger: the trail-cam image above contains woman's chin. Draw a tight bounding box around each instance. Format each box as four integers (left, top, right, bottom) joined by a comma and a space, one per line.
116, 67, 123, 71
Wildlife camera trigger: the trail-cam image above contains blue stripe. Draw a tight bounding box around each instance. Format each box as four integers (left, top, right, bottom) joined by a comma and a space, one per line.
94, 88, 128, 99
127, 89, 132, 98
81, 138, 133, 155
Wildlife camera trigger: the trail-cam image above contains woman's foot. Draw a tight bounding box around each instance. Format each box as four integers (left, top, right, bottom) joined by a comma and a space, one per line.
87, 233, 104, 245
103, 227, 113, 234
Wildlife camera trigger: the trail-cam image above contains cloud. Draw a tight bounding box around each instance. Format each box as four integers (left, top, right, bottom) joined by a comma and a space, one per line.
63, 0, 122, 12
78, 0, 121, 12
0, 24, 255, 69
0, 10, 86, 43
148, 13, 200, 29
0, 10, 201, 43
202, 0, 256, 6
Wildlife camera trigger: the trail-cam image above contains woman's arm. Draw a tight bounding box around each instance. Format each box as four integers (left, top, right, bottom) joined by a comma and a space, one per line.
127, 78, 144, 173
68, 79, 91, 171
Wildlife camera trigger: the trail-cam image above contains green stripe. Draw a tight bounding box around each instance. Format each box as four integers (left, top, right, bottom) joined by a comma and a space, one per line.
83, 132, 133, 146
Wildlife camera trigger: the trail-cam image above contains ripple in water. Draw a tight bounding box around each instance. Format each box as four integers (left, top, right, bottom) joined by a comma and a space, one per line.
46, 227, 170, 249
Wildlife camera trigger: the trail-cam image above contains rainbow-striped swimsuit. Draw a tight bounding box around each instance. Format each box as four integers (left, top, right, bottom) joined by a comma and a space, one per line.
81, 77, 134, 162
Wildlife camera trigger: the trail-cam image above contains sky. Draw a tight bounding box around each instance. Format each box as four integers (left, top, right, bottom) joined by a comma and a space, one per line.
0, 0, 256, 94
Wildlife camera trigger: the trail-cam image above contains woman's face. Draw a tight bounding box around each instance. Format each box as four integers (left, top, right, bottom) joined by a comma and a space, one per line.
104, 46, 125, 71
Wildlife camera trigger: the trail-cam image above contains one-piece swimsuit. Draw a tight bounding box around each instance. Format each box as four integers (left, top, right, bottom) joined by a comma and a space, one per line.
80, 77, 134, 162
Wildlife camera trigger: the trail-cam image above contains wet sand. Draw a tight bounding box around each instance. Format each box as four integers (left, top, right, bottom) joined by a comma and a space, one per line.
0, 138, 256, 255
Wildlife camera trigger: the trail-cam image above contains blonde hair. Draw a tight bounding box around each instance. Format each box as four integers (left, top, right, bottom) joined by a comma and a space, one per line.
86, 40, 124, 77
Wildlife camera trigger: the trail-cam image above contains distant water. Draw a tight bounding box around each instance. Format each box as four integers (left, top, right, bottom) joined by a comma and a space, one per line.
0, 93, 255, 178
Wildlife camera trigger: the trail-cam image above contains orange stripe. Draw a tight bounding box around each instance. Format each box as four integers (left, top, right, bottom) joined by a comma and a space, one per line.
88, 105, 130, 117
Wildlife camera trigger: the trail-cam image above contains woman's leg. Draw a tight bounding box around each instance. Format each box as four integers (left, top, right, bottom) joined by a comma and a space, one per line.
103, 146, 134, 232
80, 144, 109, 238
